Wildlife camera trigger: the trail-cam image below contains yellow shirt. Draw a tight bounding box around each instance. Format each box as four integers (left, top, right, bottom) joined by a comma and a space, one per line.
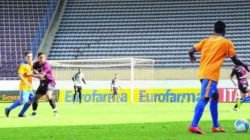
194, 35, 236, 82
18, 61, 33, 91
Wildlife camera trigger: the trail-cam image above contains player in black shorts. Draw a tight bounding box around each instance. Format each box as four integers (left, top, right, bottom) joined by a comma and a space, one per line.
32, 52, 58, 116
72, 68, 86, 103
111, 74, 121, 102
231, 65, 250, 111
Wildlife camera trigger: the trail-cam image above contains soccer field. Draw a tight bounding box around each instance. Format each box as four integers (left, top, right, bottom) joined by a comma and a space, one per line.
0, 103, 249, 140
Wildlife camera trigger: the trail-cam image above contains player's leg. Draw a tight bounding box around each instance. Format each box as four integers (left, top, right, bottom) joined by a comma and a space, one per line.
234, 86, 248, 110
5, 91, 24, 117
113, 87, 118, 102
116, 88, 119, 102
78, 87, 82, 103
113, 94, 118, 102
237, 91, 250, 108
111, 87, 115, 102
112, 94, 115, 102
32, 93, 42, 116
73, 86, 77, 103
111, 93, 115, 102
115, 94, 118, 102
207, 82, 225, 132
45, 84, 58, 115
116, 89, 119, 102
209, 88, 225, 132
233, 92, 245, 110
189, 79, 210, 134
240, 93, 250, 103
32, 84, 45, 116
46, 91, 57, 111
18, 91, 34, 117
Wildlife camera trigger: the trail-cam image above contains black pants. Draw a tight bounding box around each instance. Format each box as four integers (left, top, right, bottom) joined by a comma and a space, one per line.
73, 86, 82, 103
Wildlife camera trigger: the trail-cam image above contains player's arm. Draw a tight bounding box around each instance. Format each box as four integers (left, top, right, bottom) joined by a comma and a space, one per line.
226, 40, 249, 71
118, 81, 121, 89
188, 39, 204, 63
188, 47, 197, 63
231, 56, 249, 72
72, 74, 75, 82
27, 69, 43, 79
80, 74, 86, 84
230, 69, 237, 86
26, 62, 42, 79
38, 63, 50, 79
111, 80, 113, 91
25, 70, 41, 79
30, 74, 42, 79
82, 78, 86, 84
33, 69, 39, 74
18, 73, 31, 87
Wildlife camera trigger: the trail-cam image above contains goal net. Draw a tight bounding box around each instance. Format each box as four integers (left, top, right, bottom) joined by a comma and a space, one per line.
49, 58, 154, 103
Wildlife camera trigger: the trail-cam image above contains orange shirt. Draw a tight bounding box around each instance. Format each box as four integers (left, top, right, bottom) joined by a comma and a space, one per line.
194, 35, 236, 82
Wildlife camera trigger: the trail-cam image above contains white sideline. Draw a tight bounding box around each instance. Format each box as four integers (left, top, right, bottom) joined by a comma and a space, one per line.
0, 80, 236, 91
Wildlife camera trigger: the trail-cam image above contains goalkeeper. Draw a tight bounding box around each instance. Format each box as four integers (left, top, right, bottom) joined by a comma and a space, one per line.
72, 68, 86, 103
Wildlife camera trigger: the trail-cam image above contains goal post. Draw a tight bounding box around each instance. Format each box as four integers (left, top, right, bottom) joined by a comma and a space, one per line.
49, 57, 155, 102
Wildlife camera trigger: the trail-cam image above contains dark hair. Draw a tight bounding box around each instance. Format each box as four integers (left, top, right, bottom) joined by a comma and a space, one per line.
38, 52, 45, 57
24, 51, 32, 56
214, 21, 226, 34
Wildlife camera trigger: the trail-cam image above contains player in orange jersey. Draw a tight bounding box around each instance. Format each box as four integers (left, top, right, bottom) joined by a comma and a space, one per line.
188, 21, 249, 134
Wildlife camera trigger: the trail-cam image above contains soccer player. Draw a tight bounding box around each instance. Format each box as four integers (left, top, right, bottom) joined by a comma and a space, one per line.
231, 65, 250, 111
5, 51, 34, 117
111, 74, 121, 102
72, 68, 86, 103
32, 52, 58, 116
188, 21, 249, 134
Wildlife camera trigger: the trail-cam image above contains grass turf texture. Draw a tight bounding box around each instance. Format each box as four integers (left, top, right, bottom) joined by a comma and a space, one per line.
0, 103, 248, 140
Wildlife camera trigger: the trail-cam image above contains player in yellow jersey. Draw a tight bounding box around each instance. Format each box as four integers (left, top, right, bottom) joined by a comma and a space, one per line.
188, 21, 249, 134
5, 51, 35, 117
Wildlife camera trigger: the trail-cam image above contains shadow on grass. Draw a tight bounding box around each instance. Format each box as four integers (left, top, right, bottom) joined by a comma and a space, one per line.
0, 120, 248, 140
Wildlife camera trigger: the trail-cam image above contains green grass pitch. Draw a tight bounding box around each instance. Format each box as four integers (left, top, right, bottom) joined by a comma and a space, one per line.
0, 103, 249, 140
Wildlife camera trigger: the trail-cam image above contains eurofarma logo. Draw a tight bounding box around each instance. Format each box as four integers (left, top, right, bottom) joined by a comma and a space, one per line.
137, 89, 201, 103
64, 89, 128, 103
58, 88, 201, 103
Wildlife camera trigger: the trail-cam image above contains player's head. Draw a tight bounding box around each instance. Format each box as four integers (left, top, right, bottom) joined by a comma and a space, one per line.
78, 68, 81, 73
114, 74, 118, 79
38, 52, 46, 64
214, 21, 226, 36
24, 51, 32, 63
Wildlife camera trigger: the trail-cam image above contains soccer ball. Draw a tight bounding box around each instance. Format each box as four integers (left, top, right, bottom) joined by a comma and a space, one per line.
234, 119, 249, 132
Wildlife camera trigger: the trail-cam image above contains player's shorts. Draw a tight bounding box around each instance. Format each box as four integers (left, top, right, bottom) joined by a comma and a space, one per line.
200, 79, 218, 99
74, 86, 82, 91
36, 83, 55, 95
20, 90, 34, 103
113, 87, 118, 95
238, 83, 248, 94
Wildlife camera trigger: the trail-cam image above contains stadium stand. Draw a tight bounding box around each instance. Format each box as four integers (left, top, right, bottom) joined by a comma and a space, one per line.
1, 0, 250, 79
49, 0, 250, 68
0, 0, 57, 79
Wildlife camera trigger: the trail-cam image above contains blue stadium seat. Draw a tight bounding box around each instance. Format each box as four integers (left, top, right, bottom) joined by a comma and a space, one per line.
48, 0, 249, 68
0, 0, 57, 78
